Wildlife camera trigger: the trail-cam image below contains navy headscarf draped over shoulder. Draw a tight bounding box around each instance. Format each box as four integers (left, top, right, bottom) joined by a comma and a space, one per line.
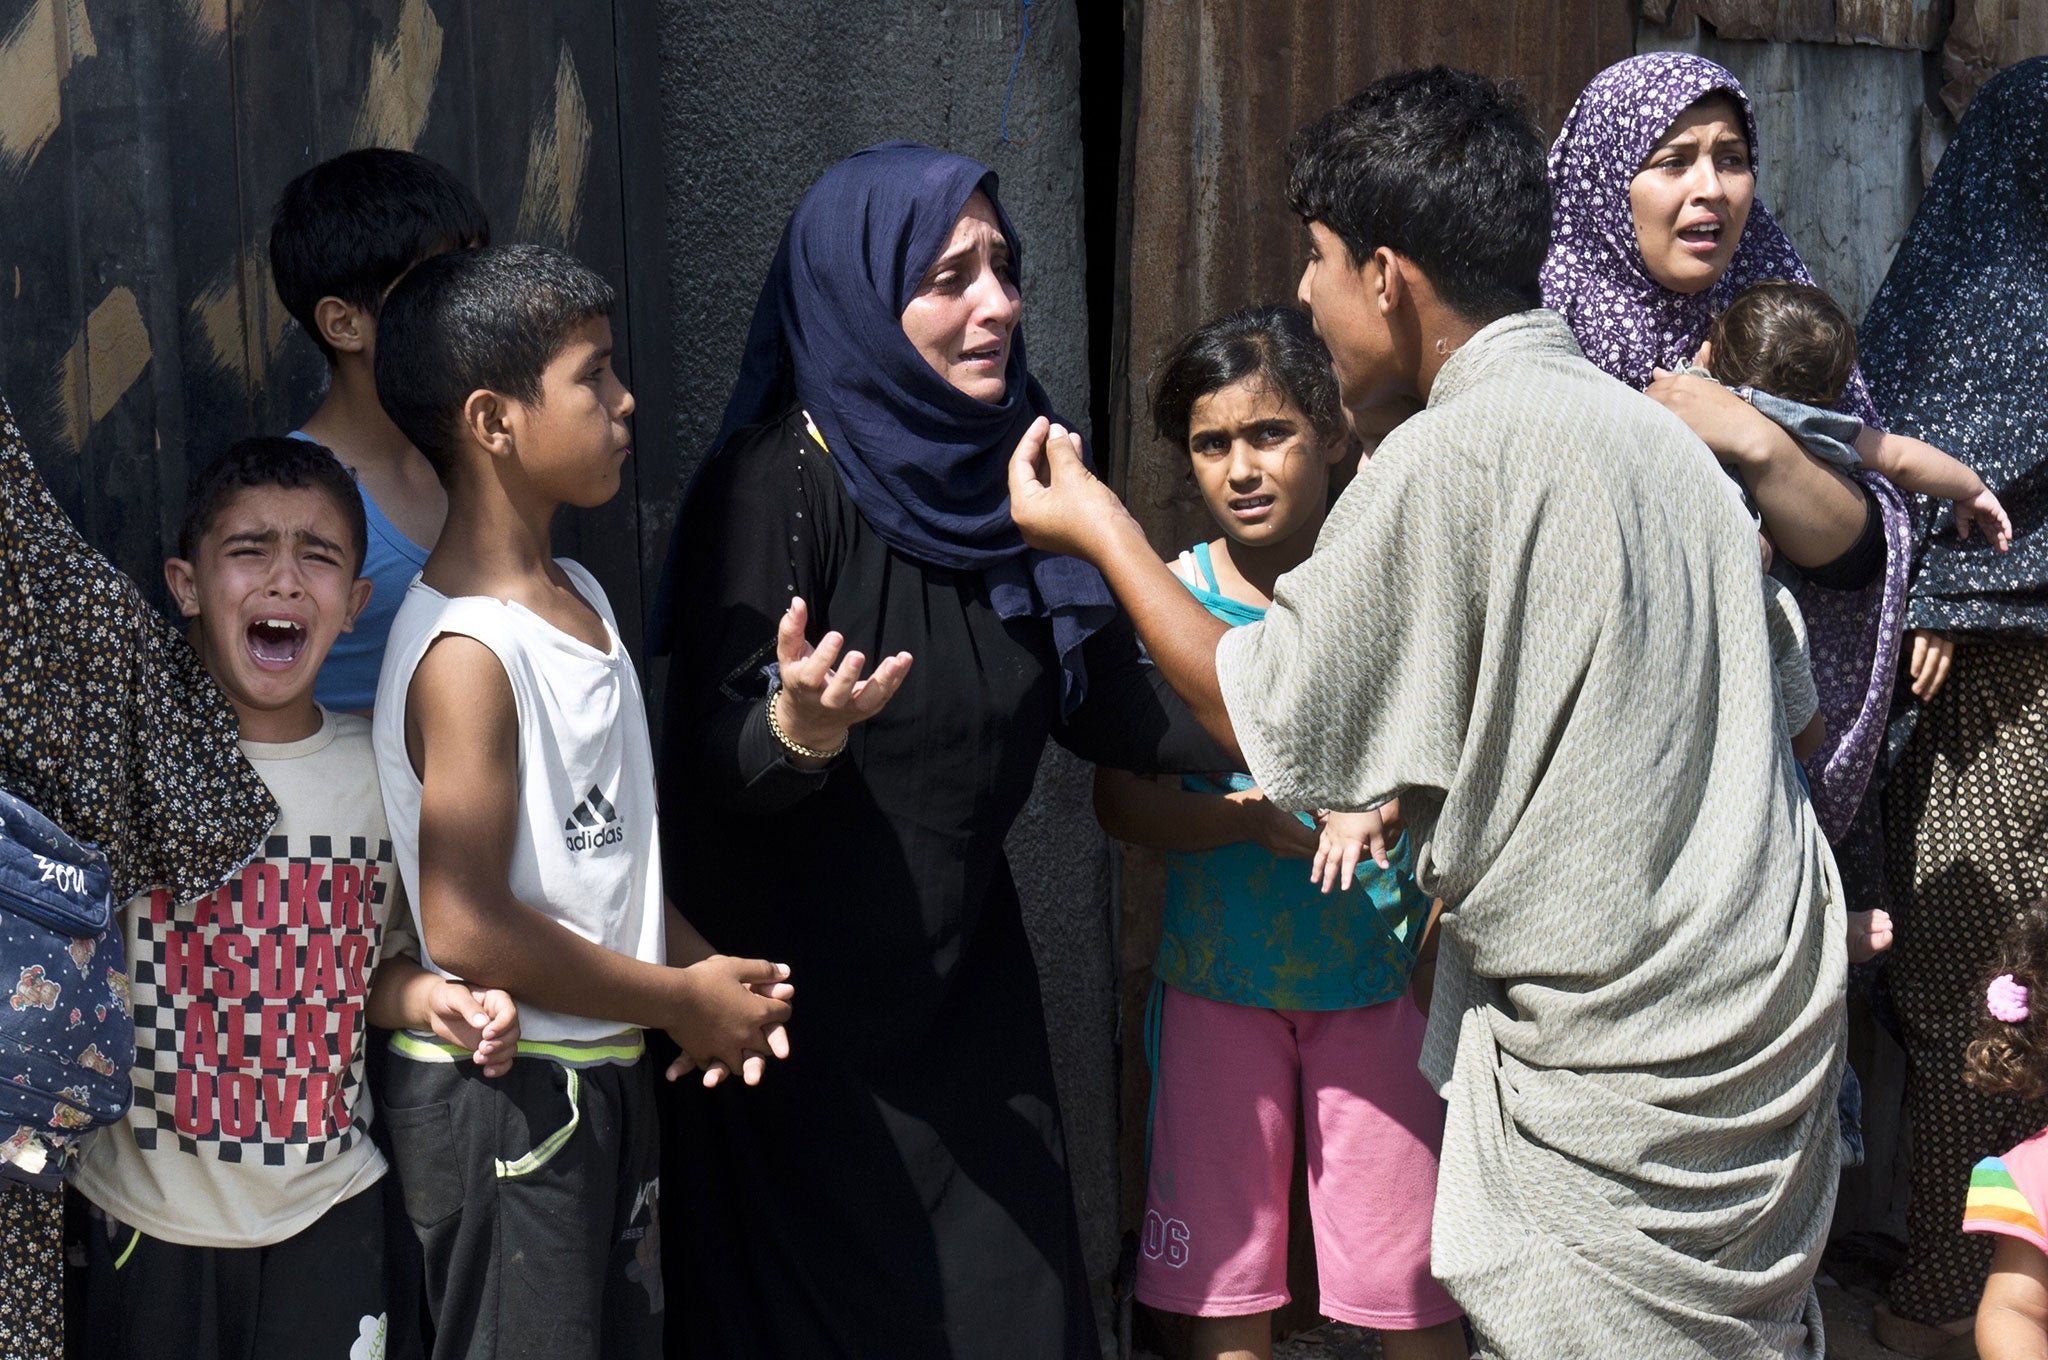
700, 141, 1114, 715
1862, 57, 2048, 641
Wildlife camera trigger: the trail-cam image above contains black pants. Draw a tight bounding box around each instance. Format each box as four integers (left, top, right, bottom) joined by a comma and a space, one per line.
380, 1053, 662, 1360
83, 1180, 386, 1360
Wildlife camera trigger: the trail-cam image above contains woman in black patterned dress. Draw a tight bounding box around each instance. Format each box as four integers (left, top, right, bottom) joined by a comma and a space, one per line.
1860, 57, 2048, 1346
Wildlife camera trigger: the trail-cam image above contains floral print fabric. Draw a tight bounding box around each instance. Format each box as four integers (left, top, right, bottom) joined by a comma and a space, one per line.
0, 399, 276, 903
1861, 56, 2048, 641
0, 1182, 60, 1358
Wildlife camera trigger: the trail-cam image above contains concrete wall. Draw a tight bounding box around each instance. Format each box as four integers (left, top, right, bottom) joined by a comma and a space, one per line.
653, 0, 1122, 1338
654, 1, 1091, 510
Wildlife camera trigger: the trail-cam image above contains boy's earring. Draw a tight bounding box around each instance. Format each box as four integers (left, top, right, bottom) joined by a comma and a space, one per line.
1434, 337, 1450, 356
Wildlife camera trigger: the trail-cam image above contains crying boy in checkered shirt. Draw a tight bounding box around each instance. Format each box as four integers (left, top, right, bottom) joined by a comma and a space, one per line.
70, 437, 518, 1360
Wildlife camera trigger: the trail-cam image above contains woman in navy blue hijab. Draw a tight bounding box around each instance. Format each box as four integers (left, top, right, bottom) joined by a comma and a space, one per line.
656, 143, 1223, 1358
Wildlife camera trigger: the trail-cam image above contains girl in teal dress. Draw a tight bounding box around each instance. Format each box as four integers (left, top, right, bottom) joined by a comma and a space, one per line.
1095, 307, 1464, 1360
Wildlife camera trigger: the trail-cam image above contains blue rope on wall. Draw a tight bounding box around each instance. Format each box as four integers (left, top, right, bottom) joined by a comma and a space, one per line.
1001, 0, 1033, 143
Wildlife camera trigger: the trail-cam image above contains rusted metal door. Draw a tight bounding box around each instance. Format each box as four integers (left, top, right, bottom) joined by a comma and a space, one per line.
0, 0, 672, 654
1114, 0, 1634, 548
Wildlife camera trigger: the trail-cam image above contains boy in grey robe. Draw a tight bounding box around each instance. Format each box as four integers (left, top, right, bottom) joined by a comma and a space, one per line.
1009, 68, 1844, 1360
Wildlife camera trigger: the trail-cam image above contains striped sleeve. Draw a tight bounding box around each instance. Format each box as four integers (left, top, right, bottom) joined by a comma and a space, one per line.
1964, 1156, 2048, 1253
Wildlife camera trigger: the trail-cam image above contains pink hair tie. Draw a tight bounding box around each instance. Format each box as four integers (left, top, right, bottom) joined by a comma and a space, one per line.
1989, 974, 2032, 1024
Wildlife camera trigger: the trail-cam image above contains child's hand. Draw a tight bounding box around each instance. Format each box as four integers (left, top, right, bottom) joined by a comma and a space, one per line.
1223, 787, 1318, 859
1955, 485, 2013, 552
1908, 629, 1955, 701
663, 956, 794, 1089
1311, 800, 1402, 894
423, 981, 519, 1079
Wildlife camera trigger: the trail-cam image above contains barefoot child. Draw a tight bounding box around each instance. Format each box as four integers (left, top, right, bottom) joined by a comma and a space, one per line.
72, 437, 518, 1360
368, 245, 795, 1360
1680, 282, 1947, 966
269, 148, 490, 713
1960, 903, 2048, 1358
1689, 280, 1926, 1179
1095, 305, 1464, 1360
1755, 535, 1894, 964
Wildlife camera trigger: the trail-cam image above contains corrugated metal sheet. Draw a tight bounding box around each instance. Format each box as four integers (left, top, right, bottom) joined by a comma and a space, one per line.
1114, 0, 1633, 553
1638, 0, 2048, 112
1943, 0, 2048, 115
1640, 0, 1946, 49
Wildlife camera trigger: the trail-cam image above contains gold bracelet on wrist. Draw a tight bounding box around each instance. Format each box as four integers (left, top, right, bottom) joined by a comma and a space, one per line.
766, 692, 848, 761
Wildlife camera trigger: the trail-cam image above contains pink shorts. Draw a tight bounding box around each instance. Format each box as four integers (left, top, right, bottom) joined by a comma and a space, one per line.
1135, 986, 1462, 1329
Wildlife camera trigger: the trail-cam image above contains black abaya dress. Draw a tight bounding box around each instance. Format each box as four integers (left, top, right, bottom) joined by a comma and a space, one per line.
657, 411, 1225, 1358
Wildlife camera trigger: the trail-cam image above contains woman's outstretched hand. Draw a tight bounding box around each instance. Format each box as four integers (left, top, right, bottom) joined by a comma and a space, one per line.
772, 595, 912, 762
1008, 417, 1134, 561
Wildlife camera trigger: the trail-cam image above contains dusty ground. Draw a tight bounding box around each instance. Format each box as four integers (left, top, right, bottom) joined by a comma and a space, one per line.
1141, 1276, 1927, 1360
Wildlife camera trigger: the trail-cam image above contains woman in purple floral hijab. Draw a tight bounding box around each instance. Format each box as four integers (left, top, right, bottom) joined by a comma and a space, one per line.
1543, 52, 1910, 846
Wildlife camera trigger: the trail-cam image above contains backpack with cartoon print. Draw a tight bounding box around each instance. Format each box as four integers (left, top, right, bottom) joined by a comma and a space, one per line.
0, 787, 132, 1188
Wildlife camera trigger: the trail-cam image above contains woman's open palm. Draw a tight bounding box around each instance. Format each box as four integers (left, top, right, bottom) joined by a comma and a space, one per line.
772, 595, 914, 752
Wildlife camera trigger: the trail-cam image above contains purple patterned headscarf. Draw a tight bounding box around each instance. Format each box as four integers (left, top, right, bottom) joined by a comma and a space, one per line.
1543, 52, 1909, 844
1543, 52, 1877, 419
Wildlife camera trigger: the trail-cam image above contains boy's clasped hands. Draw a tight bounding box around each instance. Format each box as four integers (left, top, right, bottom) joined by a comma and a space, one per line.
419, 979, 521, 1079
665, 954, 795, 1088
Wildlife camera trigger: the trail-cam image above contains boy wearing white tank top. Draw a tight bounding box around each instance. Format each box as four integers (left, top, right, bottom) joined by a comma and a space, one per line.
367, 245, 795, 1360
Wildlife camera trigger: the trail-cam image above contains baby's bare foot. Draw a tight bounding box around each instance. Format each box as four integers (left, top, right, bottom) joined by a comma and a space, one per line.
1847, 908, 1894, 964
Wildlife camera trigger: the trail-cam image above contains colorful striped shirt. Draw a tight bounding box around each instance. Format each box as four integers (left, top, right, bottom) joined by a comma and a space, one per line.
1964, 1135, 2048, 1254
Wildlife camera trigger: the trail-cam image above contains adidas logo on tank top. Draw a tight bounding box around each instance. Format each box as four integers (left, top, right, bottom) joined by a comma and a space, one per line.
562, 786, 624, 853
374, 557, 667, 1049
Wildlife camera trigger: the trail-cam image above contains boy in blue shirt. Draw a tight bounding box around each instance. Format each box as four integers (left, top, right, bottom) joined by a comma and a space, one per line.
269, 148, 490, 712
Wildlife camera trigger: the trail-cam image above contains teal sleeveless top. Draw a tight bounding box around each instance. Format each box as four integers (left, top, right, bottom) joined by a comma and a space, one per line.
1156, 543, 1431, 1011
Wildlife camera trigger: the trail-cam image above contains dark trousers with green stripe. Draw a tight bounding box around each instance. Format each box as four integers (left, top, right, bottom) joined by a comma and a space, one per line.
82, 1180, 388, 1360
378, 1052, 662, 1360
